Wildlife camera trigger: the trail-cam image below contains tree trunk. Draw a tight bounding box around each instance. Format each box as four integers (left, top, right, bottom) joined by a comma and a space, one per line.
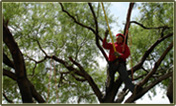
17, 78, 33, 103
3, 20, 45, 103
166, 77, 173, 103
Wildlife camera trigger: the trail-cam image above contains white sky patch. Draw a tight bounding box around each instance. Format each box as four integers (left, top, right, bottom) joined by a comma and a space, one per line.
121, 85, 170, 104
109, 2, 141, 34
110, 2, 129, 33
97, 56, 107, 69
135, 87, 170, 104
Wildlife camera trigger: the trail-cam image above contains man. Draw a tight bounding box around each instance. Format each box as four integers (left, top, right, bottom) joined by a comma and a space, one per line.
102, 32, 135, 93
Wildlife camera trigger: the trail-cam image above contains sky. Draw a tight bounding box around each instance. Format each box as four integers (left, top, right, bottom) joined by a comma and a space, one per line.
98, 2, 171, 104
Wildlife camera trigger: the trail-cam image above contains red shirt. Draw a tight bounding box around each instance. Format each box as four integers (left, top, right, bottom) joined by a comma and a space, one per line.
102, 38, 130, 62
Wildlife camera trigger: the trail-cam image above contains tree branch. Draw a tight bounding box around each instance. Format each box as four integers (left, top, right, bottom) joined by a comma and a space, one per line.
127, 33, 173, 74
130, 21, 171, 37
3, 21, 45, 103
139, 41, 173, 86
133, 73, 147, 81
88, 3, 109, 63
166, 75, 173, 103
25, 54, 48, 76
51, 55, 85, 77
130, 21, 170, 30
72, 74, 86, 82
3, 69, 17, 81
3, 92, 14, 103
59, 2, 108, 63
3, 52, 14, 68
123, 3, 135, 44
3, 23, 27, 78
69, 57, 103, 102
145, 71, 172, 92
59, 3, 96, 34
29, 81, 46, 103
125, 71, 172, 103
3, 69, 45, 103
36, 40, 48, 57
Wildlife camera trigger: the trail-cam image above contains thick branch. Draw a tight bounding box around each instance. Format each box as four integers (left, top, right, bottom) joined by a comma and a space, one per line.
105, 77, 123, 103
166, 76, 173, 103
139, 41, 173, 86
29, 81, 45, 103
123, 3, 135, 44
125, 71, 172, 103
145, 72, 172, 92
88, 3, 109, 63
3, 23, 27, 78
3, 52, 14, 68
3, 21, 45, 103
88, 3, 98, 34
128, 33, 173, 73
3, 69, 17, 80
125, 39, 173, 103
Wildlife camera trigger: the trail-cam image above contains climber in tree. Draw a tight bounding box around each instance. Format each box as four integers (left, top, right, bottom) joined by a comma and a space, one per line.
102, 30, 135, 93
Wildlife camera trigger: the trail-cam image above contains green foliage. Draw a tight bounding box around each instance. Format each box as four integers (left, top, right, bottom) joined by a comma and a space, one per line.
3, 2, 111, 103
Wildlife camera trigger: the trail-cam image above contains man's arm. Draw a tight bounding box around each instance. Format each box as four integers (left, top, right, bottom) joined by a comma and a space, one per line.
102, 29, 112, 49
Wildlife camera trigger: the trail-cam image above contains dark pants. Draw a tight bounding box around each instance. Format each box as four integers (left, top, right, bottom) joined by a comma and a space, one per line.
106, 59, 135, 92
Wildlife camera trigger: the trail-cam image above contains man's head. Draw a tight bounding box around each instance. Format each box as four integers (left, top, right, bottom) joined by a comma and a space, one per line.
116, 33, 125, 44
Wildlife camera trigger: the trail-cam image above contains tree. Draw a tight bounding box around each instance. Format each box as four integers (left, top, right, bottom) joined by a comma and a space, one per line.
3, 2, 173, 103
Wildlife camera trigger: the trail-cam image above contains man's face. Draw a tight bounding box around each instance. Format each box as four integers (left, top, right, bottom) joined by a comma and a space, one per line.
116, 36, 123, 44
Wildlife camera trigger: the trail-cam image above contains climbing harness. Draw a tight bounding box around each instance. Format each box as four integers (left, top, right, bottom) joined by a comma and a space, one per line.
101, 2, 118, 58
47, 58, 59, 103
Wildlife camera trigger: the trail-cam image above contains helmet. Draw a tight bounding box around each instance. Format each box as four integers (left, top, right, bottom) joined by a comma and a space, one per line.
116, 33, 125, 39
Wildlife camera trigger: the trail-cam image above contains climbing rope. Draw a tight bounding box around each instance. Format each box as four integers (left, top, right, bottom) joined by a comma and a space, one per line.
128, 32, 134, 81
47, 59, 52, 102
47, 59, 59, 103
101, 2, 118, 58
122, 23, 129, 53
53, 61, 59, 103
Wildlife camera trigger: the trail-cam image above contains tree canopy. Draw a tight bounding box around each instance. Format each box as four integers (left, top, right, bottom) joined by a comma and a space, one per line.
3, 2, 173, 103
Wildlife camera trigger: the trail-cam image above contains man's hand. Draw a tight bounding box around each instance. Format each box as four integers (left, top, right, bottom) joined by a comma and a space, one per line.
114, 52, 121, 57
105, 29, 109, 38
